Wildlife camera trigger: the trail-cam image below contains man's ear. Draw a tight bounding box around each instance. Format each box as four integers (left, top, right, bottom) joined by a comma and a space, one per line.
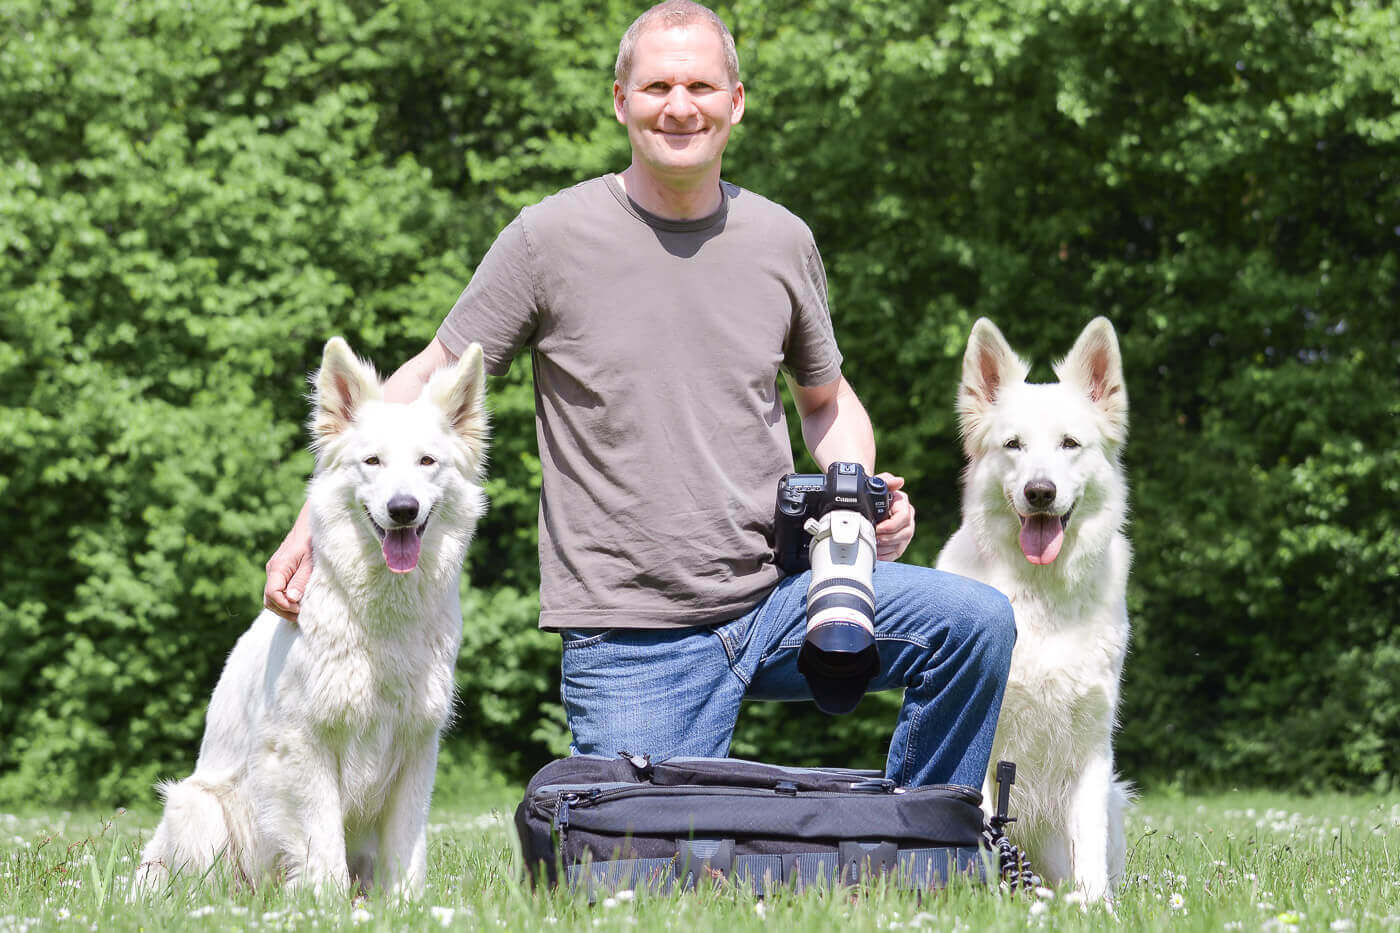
614, 80, 627, 125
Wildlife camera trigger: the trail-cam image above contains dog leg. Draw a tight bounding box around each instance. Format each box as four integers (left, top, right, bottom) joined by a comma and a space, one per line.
376, 738, 438, 899
1067, 748, 1114, 900
260, 742, 350, 894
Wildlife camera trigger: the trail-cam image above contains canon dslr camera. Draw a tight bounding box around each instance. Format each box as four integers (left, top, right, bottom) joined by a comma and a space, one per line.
774, 462, 890, 714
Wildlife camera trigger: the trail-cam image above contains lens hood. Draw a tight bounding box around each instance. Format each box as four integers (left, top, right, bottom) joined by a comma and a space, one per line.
798, 621, 879, 715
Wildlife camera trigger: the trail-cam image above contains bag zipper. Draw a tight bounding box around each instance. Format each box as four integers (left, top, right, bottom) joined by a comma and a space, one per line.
538, 781, 979, 817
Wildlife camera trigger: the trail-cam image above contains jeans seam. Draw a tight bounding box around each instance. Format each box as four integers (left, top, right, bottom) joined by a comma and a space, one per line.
898, 690, 924, 786
560, 630, 614, 651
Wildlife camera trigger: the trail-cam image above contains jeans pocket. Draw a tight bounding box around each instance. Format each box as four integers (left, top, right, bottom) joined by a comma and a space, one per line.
559, 629, 615, 651
712, 616, 754, 664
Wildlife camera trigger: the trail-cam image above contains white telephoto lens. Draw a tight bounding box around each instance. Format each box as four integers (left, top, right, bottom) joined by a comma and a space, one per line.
803, 510, 878, 636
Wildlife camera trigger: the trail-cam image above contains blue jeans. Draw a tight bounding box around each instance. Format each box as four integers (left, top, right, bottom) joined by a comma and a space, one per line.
560, 561, 1015, 788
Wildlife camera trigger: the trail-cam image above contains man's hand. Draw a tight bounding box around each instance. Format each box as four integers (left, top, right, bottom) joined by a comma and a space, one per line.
874, 472, 915, 562
264, 507, 312, 622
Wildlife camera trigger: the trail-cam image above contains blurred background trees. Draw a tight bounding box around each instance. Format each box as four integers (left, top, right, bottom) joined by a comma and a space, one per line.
1, 0, 1395, 803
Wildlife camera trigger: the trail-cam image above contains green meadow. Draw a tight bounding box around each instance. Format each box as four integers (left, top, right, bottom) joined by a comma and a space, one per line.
3, 785, 1396, 932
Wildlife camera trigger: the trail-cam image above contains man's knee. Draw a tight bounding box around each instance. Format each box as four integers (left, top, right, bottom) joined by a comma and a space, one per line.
962, 583, 1016, 673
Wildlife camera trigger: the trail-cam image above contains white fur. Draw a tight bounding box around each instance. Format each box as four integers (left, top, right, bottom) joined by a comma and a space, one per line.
135, 338, 489, 898
936, 317, 1132, 901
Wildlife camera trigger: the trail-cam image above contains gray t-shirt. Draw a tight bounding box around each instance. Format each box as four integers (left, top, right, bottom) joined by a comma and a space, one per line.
437, 175, 842, 630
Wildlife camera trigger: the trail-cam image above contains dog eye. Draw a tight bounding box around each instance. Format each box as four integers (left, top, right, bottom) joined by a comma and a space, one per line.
363, 456, 380, 466
419, 456, 436, 466
1004, 438, 1021, 450
1061, 437, 1080, 450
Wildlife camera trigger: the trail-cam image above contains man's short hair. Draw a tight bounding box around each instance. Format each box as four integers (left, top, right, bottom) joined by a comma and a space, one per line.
615, 1, 741, 87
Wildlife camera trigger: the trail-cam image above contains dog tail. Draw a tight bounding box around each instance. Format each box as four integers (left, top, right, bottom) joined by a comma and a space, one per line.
133, 776, 245, 892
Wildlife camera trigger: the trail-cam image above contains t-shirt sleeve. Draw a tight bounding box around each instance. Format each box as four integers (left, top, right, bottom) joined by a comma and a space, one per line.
436, 214, 539, 376
782, 238, 843, 387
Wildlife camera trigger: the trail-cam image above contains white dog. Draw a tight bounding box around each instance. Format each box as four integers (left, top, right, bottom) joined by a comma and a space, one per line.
136, 337, 489, 897
936, 317, 1131, 900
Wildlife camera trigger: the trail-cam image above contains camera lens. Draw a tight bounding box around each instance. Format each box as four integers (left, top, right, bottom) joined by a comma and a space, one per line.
799, 509, 880, 714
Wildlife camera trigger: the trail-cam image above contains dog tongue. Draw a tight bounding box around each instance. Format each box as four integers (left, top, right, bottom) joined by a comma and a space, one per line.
383, 527, 422, 573
1020, 515, 1065, 565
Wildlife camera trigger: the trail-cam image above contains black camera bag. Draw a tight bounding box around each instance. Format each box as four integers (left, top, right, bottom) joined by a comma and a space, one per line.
514, 754, 1007, 895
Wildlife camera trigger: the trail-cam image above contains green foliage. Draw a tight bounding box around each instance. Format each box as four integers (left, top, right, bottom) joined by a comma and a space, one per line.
1, 0, 1395, 802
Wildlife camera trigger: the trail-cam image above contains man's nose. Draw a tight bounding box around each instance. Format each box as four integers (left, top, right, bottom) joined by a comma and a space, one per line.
663, 86, 699, 119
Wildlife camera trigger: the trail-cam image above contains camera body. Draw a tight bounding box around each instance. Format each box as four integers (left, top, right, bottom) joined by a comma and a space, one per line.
772, 462, 890, 715
774, 462, 890, 573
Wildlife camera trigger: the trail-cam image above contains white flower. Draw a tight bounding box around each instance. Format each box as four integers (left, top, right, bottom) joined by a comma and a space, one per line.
754, 902, 766, 918
430, 906, 455, 926
1029, 901, 1049, 917
615, 889, 635, 902
1034, 886, 1055, 899
1063, 891, 1085, 906
602, 897, 619, 909
351, 907, 372, 925
1330, 921, 1355, 931
1171, 893, 1186, 910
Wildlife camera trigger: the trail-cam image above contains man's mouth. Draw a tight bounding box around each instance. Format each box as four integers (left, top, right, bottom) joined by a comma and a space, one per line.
1017, 507, 1074, 565
657, 128, 704, 143
367, 509, 431, 574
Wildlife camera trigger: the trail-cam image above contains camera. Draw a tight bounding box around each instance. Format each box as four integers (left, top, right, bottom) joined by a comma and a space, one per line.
773, 462, 890, 714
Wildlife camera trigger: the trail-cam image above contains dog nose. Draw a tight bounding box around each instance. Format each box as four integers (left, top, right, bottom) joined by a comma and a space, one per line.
1024, 480, 1056, 511
387, 494, 420, 526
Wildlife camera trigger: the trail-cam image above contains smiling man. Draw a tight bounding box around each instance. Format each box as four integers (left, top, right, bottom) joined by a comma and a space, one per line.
264, 0, 1015, 791
613, 10, 743, 218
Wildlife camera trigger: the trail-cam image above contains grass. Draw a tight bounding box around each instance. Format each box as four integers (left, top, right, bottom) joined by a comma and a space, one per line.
1, 784, 1396, 932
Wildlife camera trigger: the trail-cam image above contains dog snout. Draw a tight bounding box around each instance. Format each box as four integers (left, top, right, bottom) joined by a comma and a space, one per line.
1024, 480, 1057, 511
387, 494, 420, 526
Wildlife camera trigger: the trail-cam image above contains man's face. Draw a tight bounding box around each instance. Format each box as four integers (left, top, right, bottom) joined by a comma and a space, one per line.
614, 23, 745, 189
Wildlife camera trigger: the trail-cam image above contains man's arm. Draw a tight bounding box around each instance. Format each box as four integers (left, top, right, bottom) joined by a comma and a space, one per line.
262, 337, 460, 621
787, 374, 916, 562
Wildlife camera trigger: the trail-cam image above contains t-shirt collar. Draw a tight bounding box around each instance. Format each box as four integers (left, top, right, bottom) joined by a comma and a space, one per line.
604, 174, 729, 233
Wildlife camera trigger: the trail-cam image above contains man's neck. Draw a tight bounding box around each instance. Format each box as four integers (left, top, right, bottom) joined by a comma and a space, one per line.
616, 166, 723, 221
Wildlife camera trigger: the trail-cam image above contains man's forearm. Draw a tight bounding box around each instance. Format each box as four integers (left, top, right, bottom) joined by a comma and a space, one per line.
797, 377, 876, 471
383, 338, 458, 403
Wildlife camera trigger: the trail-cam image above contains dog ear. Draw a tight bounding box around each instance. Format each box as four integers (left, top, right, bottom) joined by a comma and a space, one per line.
1054, 317, 1128, 443
426, 342, 490, 478
311, 337, 383, 442
957, 319, 1030, 451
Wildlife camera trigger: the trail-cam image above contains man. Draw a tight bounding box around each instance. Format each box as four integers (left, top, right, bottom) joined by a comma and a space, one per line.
265, 0, 1014, 789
